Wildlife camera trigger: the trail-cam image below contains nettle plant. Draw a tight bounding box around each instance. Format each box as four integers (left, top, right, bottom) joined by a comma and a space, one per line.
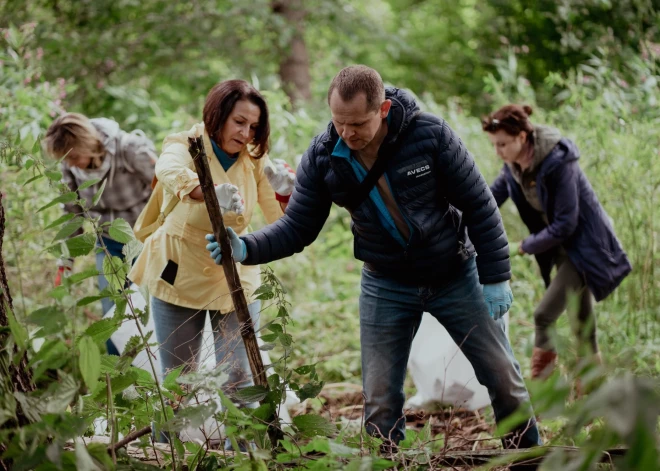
0, 141, 376, 471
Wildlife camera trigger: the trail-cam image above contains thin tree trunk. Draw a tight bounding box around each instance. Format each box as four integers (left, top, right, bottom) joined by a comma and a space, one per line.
273, 0, 312, 106
0, 194, 35, 471
187, 137, 283, 448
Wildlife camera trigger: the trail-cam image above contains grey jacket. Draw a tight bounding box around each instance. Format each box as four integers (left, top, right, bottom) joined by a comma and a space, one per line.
61, 118, 156, 239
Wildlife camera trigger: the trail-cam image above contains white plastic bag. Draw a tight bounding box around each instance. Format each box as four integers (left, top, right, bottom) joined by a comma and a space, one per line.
406, 312, 509, 411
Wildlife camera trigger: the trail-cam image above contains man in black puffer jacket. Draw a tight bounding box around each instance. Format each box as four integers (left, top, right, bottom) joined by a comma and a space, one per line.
206, 66, 540, 449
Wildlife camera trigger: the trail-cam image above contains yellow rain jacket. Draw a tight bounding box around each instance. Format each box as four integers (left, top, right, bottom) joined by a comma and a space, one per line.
128, 123, 283, 312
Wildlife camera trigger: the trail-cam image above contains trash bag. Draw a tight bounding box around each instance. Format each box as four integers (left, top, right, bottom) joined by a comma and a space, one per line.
406, 312, 510, 411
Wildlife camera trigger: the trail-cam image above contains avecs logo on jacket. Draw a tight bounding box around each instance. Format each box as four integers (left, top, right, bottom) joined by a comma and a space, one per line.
399, 160, 431, 179
407, 165, 430, 176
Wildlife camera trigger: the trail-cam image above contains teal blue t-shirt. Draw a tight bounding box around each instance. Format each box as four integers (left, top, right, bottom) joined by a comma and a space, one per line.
211, 139, 238, 172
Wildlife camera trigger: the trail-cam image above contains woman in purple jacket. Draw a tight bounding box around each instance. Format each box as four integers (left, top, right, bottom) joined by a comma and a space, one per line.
482, 104, 631, 381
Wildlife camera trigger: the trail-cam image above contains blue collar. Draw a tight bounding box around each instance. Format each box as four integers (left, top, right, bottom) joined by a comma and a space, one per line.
211, 139, 238, 171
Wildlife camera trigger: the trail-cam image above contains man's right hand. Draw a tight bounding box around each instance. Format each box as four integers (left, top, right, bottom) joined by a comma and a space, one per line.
205, 227, 247, 264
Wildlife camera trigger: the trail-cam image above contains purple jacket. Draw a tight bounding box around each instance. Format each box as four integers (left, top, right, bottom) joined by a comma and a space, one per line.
490, 137, 631, 301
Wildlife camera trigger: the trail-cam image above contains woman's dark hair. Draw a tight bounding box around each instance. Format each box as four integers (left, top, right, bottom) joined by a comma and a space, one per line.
481, 104, 534, 138
203, 80, 270, 158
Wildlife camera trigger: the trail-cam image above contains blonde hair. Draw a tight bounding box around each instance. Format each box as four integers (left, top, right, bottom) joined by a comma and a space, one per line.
44, 113, 104, 166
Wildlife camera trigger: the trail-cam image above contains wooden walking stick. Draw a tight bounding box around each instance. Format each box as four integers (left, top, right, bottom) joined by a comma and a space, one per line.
188, 137, 283, 448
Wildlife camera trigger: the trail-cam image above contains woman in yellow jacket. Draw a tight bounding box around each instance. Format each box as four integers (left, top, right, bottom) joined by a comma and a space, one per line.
129, 80, 295, 421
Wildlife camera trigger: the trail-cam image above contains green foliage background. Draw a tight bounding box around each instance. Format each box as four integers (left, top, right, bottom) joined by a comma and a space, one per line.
1, 1, 660, 469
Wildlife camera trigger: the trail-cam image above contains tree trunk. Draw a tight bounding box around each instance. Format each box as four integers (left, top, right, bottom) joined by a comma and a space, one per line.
187, 138, 283, 448
0, 195, 35, 470
273, 0, 312, 106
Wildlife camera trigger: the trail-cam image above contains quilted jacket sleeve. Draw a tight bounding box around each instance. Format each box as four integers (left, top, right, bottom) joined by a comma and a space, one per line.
241, 138, 333, 265
433, 120, 511, 284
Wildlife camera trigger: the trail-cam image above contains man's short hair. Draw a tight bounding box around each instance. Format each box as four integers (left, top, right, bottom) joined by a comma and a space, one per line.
327, 65, 385, 112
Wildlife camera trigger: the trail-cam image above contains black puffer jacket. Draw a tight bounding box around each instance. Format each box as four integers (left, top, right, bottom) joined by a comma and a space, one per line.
243, 87, 510, 285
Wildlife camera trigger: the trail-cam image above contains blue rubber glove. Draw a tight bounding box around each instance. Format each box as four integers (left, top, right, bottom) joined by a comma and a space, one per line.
205, 227, 247, 264
482, 281, 514, 320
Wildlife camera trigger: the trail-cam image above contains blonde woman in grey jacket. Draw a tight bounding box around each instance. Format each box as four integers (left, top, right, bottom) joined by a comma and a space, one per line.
44, 113, 156, 351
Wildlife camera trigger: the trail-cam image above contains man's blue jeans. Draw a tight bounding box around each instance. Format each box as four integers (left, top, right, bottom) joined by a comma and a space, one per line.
360, 256, 541, 448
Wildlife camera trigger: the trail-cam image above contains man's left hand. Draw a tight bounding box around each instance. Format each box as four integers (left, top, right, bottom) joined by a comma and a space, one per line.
482, 281, 514, 320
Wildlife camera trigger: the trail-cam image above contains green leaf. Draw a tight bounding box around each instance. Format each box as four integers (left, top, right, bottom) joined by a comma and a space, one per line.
94, 370, 139, 401
74, 438, 101, 471
100, 354, 120, 374
24, 159, 34, 170
77, 294, 106, 306
44, 213, 76, 230
259, 343, 275, 351
68, 266, 99, 284
234, 385, 269, 404
267, 323, 283, 333
78, 178, 101, 190
44, 373, 79, 414
294, 364, 316, 375
79, 335, 101, 394
65, 233, 96, 257
5, 300, 27, 352
46, 170, 63, 181
279, 333, 293, 347
122, 238, 143, 262
53, 216, 85, 241
163, 366, 184, 393
114, 297, 127, 317
292, 414, 337, 438
253, 284, 274, 300
137, 306, 149, 327
85, 318, 121, 344
48, 285, 69, 301
297, 381, 324, 401
102, 256, 128, 291
27, 307, 67, 336
261, 333, 278, 343
92, 179, 107, 206
32, 137, 42, 154
38, 191, 77, 213
85, 443, 114, 470
163, 404, 216, 432
250, 403, 275, 422
108, 218, 136, 244
23, 174, 45, 186
30, 339, 70, 380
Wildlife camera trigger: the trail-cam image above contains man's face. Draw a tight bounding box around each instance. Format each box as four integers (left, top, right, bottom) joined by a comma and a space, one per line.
329, 90, 390, 151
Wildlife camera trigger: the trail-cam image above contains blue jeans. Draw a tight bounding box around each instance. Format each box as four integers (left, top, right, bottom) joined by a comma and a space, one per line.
360, 256, 541, 448
96, 236, 125, 356
151, 297, 261, 403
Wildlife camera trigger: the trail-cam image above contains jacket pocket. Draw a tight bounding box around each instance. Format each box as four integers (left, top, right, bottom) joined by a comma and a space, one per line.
160, 260, 178, 285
